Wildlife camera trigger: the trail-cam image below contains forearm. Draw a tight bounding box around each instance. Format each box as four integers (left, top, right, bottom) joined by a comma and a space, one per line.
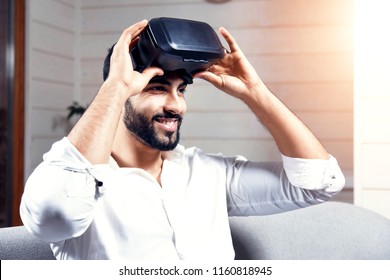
67, 20, 161, 164
242, 83, 329, 159
68, 81, 128, 164
196, 27, 329, 160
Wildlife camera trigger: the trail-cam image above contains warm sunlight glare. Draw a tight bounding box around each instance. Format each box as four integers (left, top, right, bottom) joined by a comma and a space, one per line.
355, 0, 390, 97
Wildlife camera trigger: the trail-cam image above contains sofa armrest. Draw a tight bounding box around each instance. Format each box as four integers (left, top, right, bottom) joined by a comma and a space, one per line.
0, 226, 55, 260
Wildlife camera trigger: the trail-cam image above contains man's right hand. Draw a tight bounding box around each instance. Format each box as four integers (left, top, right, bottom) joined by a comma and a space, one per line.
105, 19, 163, 99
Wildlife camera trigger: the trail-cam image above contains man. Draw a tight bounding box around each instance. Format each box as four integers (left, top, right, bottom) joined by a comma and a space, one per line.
20, 19, 345, 260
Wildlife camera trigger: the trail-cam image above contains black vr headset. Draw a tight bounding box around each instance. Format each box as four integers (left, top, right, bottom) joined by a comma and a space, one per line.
131, 17, 225, 84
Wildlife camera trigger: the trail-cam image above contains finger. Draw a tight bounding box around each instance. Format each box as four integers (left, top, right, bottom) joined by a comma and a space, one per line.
117, 19, 148, 48
126, 19, 148, 40
219, 27, 241, 53
141, 66, 164, 81
129, 37, 140, 50
111, 20, 148, 68
204, 64, 230, 78
208, 63, 224, 73
194, 71, 222, 87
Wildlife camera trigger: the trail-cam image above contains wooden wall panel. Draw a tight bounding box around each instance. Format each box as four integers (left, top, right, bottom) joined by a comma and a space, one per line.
30, 80, 74, 110
30, 21, 74, 57
25, 0, 75, 178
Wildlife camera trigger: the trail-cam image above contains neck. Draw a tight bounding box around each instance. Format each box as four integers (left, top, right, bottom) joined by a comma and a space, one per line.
112, 125, 164, 184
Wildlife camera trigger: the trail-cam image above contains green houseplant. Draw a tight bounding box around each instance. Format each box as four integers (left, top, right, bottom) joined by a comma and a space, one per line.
67, 101, 86, 121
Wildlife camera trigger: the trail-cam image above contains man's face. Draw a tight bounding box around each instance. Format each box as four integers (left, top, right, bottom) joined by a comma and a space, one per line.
123, 73, 188, 151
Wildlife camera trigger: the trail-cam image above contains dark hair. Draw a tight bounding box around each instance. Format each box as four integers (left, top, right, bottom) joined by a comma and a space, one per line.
102, 43, 116, 81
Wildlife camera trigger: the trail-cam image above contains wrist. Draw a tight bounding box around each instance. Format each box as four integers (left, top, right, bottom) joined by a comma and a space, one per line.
241, 81, 270, 105
99, 79, 130, 103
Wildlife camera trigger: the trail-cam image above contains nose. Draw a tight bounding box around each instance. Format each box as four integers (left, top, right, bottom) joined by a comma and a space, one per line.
164, 92, 185, 115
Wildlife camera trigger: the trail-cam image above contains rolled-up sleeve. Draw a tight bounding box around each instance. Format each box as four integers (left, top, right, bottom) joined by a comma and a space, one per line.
20, 137, 110, 242
226, 154, 345, 216
282, 154, 345, 193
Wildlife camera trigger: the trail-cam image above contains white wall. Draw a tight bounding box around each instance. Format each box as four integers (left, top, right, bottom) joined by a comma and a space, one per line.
25, 0, 76, 176
25, 0, 354, 197
354, 0, 390, 218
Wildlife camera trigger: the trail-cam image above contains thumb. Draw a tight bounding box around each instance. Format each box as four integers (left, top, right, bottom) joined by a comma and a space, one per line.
194, 71, 223, 87
141, 66, 164, 81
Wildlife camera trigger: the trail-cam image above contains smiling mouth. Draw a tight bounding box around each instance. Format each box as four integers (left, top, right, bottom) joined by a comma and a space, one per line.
156, 117, 177, 125
154, 117, 180, 132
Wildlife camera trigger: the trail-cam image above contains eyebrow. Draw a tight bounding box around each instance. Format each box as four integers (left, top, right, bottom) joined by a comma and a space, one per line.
148, 77, 171, 86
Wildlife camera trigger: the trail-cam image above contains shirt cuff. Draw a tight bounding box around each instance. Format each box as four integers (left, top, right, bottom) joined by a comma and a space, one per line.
281, 154, 345, 192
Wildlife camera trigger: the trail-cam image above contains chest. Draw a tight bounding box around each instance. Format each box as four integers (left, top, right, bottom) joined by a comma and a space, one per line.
91, 163, 234, 259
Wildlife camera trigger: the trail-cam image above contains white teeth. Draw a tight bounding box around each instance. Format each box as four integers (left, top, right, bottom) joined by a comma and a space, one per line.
162, 121, 175, 127
158, 119, 176, 124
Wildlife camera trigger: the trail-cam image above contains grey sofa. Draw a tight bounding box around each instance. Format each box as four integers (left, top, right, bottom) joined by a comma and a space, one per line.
1, 202, 390, 260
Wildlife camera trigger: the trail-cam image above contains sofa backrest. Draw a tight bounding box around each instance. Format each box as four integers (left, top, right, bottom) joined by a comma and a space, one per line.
230, 201, 390, 259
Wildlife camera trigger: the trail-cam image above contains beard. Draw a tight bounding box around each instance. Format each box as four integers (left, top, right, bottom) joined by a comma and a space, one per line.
123, 99, 182, 151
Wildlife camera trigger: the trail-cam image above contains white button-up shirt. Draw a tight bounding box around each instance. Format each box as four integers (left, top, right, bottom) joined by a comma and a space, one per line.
20, 137, 345, 260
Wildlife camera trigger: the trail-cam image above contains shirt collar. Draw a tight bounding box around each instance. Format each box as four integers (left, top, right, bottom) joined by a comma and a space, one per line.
162, 144, 185, 164
108, 144, 186, 169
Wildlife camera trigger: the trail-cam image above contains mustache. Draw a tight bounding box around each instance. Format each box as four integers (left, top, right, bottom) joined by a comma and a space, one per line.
152, 111, 183, 122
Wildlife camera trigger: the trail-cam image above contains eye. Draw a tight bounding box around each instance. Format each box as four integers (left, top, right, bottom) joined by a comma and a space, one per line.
178, 86, 187, 95
147, 86, 167, 93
